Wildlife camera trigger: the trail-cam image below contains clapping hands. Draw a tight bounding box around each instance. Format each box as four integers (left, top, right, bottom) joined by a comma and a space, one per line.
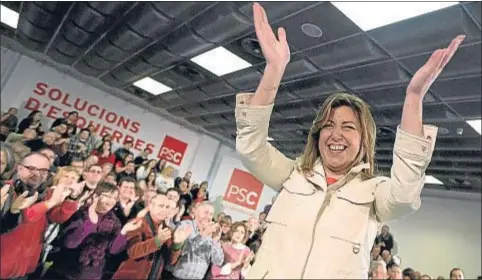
10, 191, 38, 214
121, 219, 143, 235
157, 224, 172, 243
173, 225, 192, 244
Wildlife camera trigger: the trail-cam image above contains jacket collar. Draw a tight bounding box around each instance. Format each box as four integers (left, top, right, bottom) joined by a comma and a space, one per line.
304, 159, 370, 192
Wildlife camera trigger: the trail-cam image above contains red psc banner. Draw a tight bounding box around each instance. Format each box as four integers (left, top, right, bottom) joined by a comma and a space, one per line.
223, 169, 264, 211
157, 135, 188, 165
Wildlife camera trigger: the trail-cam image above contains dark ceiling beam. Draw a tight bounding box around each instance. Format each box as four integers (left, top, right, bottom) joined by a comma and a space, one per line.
378, 163, 480, 174
461, 2, 482, 31
44, 2, 76, 54
14, 1, 24, 37
71, 2, 140, 67
377, 155, 481, 163
96, 2, 220, 79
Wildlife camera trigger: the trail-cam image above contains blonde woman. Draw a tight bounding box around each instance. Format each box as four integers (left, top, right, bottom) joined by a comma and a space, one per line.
155, 165, 175, 191
235, 3, 465, 279
39, 166, 82, 274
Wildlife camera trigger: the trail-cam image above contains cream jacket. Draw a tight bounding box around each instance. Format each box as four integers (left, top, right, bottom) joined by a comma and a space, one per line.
235, 93, 438, 279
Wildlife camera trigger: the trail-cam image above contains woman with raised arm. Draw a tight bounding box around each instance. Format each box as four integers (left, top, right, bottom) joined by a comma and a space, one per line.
235, 3, 465, 279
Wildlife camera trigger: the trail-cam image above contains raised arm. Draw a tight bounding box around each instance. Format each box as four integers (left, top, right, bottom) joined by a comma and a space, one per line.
375, 35, 465, 222
235, 3, 295, 190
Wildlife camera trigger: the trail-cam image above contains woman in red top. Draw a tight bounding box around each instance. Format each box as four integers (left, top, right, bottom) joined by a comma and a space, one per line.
91, 140, 116, 166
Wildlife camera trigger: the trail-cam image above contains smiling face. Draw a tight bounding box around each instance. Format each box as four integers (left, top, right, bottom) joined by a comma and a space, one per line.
96, 190, 118, 214
58, 171, 80, 186
33, 111, 42, 122
85, 165, 103, 185
318, 105, 362, 177
231, 224, 247, 244
149, 194, 172, 223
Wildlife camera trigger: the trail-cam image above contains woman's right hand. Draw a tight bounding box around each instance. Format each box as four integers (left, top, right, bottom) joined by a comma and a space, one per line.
253, 3, 290, 69
1, 184, 11, 210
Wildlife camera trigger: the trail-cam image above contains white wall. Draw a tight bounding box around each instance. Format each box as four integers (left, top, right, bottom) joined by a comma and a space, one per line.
388, 190, 481, 279
0, 48, 223, 180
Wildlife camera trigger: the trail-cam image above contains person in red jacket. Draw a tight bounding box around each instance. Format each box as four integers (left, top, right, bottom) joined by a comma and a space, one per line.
0, 152, 79, 279
91, 140, 116, 166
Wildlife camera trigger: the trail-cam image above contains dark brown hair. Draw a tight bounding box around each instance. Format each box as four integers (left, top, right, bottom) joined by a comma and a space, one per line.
228, 221, 250, 244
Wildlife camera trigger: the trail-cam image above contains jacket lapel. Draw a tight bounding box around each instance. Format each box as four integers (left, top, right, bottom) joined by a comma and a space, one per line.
305, 159, 328, 192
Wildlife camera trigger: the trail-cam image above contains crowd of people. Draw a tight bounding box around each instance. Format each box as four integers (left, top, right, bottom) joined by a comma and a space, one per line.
0, 107, 474, 280
0, 108, 267, 280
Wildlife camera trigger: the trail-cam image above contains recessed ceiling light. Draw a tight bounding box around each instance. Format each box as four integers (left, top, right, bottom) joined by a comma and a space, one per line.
0, 4, 19, 29
466, 119, 481, 135
425, 175, 444, 185
133, 77, 171, 96
301, 23, 323, 38
191, 46, 252, 76
332, 2, 458, 31
267, 137, 274, 141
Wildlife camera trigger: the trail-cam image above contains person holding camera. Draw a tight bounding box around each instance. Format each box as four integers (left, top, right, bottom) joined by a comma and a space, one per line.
0, 152, 79, 279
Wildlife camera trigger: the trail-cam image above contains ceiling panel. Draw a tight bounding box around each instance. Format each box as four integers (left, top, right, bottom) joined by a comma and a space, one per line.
369, 4, 481, 58
286, 74, 346, 99
399, 42, 482, 79
271, 2, 362, 51
305, 33, 390, 72
334, 60, 410, 90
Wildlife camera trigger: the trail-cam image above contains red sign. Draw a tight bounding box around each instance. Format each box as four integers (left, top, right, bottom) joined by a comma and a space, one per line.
157, 135, 188, 165
224, 168, 264, 211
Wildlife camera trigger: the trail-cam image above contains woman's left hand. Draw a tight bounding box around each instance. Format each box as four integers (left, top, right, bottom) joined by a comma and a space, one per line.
407, 35, 465, 98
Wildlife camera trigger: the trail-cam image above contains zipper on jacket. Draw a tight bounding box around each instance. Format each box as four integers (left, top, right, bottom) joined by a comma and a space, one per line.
300, 175, 349, 279
300, 169, 363, 278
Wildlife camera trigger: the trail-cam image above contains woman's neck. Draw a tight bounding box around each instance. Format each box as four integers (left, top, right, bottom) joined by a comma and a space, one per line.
323, 168, 346, 180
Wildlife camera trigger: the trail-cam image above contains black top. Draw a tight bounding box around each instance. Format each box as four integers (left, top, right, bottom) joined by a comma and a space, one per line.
375, 233, 394, 253
51, 118, 77, 138
134, 156, 146, 165
17, 118, 44, 135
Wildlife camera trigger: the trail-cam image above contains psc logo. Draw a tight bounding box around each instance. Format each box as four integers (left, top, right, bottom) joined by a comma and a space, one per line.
157, 135, 188, 165
224, 168, 264, 211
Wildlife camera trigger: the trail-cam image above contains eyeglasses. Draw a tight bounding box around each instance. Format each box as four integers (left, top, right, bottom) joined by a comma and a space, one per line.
89, 170, 103, 174
19, 164, 49, 175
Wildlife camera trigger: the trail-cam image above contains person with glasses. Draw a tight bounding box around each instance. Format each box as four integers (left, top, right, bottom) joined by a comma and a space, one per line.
67, 164, 105, 209
0, 152, 79, 279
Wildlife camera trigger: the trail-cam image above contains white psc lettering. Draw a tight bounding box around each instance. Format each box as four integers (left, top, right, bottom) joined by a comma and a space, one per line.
159, 147, 183, 164
226, 184, 259, 205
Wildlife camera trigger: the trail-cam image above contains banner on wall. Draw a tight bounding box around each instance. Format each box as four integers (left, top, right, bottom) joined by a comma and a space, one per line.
22, 81, 189, 166
222, 168, 264, 215
158, 135, 188, 166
